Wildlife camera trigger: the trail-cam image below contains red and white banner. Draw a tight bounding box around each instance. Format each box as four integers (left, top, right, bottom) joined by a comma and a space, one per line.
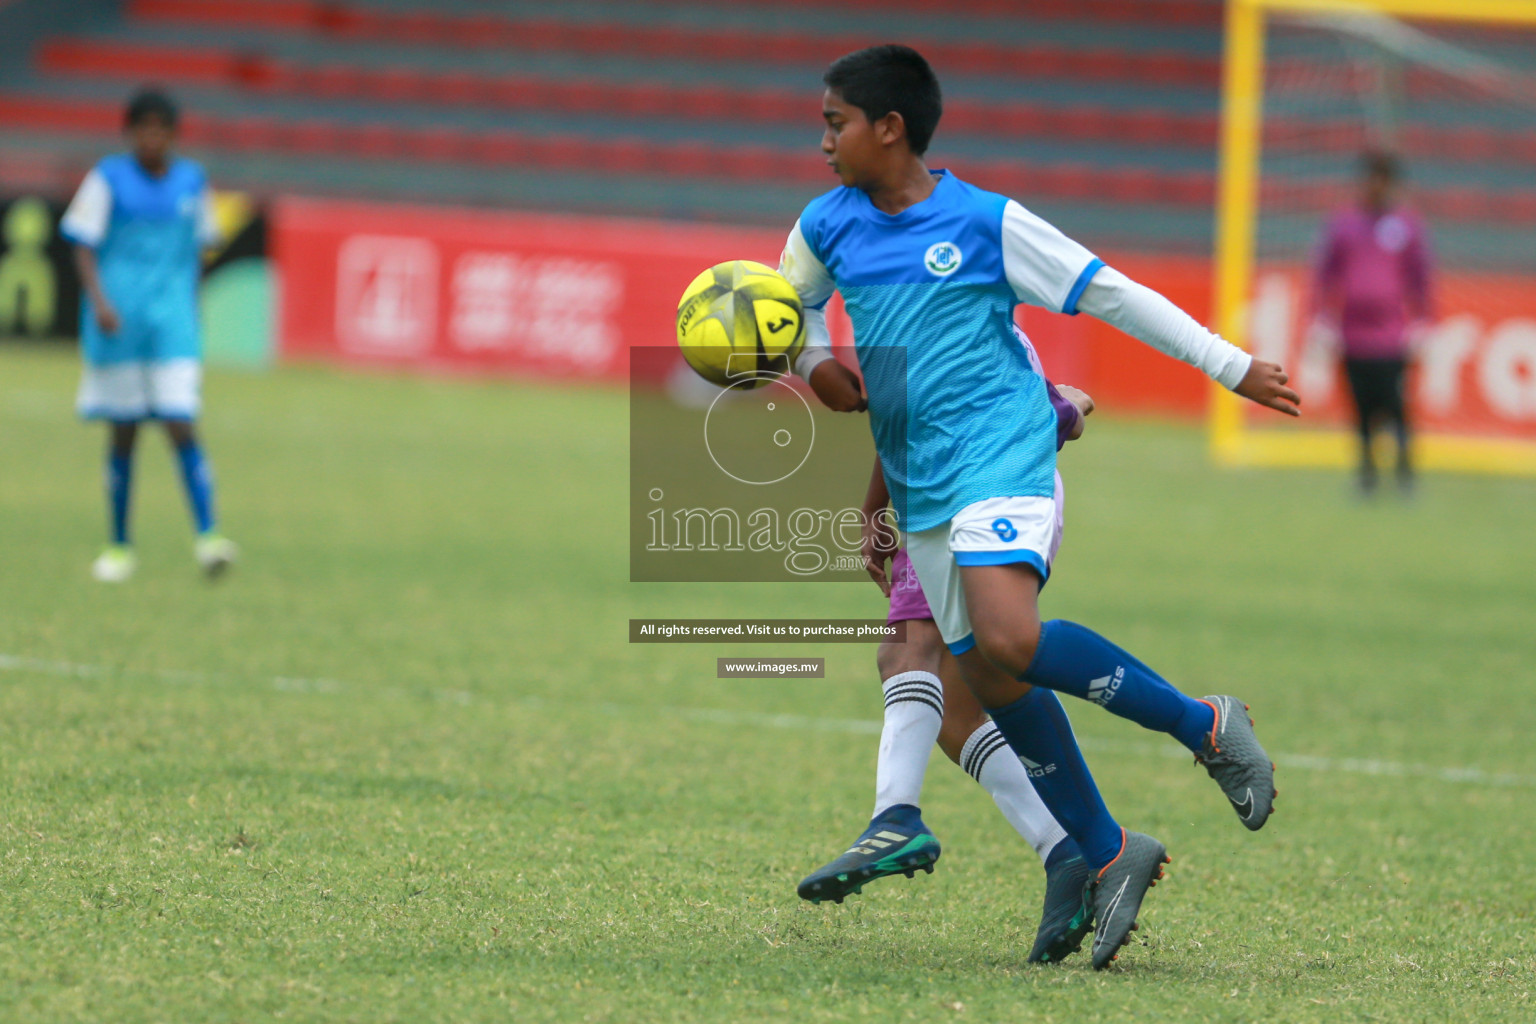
1245, 267, 1536, 439
270, 195, 1214, 411
275, 196, 794, 382
273, 196, 1536, 434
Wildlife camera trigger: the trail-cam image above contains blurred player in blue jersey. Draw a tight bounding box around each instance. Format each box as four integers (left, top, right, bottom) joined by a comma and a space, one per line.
781, 46, 1299, 969
61, 89, 236, 583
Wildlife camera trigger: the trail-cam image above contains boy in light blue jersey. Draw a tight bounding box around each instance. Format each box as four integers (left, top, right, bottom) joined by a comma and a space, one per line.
781, 46, 1301, 969
61, 89, 235, 582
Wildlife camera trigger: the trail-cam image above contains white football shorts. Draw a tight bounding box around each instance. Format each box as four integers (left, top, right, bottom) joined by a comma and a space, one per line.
77, 358, 201, 421
903, 473, 1065, 655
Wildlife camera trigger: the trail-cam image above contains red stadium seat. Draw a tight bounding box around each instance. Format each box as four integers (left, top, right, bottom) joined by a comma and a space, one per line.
715, 144, 781, 181
308, 65, 361, 99
653, 140, 715, 179
426, 71, 484, 106
939, 101, 987, 136
572, 22, 629, 55
224, 115, 283, 152
1505, 192, 1536, 224
412, 126, 470, 162
488, 75, 548, 112
344, 123, 401, 160
370, 66, 427, 103
234, 54, 289, 92
615, 83, 673, 119
549, 80, 607, 115
523, 134, 593, 171
284, 119, 338, 155
467, 130, 525, 166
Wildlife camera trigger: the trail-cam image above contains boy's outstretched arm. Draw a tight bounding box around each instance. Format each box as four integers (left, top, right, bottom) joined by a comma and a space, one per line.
1230, 358, 1300, 416
999, 200, 1299, 416
1074, 267, 1300, 417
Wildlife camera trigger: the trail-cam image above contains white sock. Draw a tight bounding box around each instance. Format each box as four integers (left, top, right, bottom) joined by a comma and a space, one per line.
872, 671, 943, 818
960, 720, 1068, 864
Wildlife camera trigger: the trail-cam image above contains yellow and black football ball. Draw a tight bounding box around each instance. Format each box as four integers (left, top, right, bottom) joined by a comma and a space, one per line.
675, 260, 806, 389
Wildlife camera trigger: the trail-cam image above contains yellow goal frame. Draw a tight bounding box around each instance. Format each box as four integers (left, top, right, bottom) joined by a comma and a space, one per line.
1210, 0, 1536, 475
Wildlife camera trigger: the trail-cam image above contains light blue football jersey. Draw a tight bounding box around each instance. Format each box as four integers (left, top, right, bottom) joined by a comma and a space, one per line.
781, 171, 1103, 532
61, 154, 215, 366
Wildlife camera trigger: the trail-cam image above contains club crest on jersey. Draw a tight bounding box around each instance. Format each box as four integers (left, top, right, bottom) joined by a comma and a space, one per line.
924, 242, 963, 277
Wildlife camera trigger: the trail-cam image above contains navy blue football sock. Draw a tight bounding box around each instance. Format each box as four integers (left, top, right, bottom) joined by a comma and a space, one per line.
174, 438, 216, 535
1023, 619, 1215, 754
1044, 834, 1086, 871
107, 449, 133, 545
871, 803, 923, 830
987, 688, 1122, 870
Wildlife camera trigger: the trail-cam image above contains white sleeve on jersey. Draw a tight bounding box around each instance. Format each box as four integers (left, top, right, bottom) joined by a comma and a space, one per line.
60, 168, 112, 248
1076, 266, 1253, 390
778, 218, 836, 379
1001, 200, 1102, 314
197, 185, 223, 248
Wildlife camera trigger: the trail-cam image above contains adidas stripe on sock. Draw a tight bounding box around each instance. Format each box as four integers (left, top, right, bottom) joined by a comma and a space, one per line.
1022, 619, 1216, 754
872, 671, 943, 819
961, 720, 1068, 865
986, 687, 1123, 870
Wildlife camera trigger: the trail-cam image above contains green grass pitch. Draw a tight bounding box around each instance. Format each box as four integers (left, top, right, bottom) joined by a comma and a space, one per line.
2, 344, 1533, 1022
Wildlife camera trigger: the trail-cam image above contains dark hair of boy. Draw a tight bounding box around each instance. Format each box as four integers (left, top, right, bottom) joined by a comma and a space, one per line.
124, 89, 179, 130
823, 45, 943, 156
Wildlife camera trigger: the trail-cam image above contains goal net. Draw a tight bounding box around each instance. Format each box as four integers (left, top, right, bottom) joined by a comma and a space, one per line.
1211, 0, 1536, 475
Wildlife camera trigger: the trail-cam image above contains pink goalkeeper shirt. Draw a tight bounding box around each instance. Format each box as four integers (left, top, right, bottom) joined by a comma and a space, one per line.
1314, 206, 1433, 359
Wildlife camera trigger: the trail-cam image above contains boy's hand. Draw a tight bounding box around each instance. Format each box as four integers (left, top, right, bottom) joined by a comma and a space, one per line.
1055, 384, 1094, 419
95, 302, 121, 336
861, 512, 898, 597
1234, 359, 1301, 417
808, 359, 867, 412
1055, 384, 1094, 440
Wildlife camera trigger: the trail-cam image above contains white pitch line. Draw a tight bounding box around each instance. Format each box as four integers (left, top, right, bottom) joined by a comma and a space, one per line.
4, 653, 1535, 790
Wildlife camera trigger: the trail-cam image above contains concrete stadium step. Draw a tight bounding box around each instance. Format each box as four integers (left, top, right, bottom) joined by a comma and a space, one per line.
126, 0, 1225, 91
55, 21, 1222, 110
312, 0, 1224, 34
3, 72, 1219, 174
0, 129, 1222, 256
0, 90, 1227, 208
34, 37, 1223, 152
9, 87, 1536, 227
33, 35, 1536, 179
8, 127, 1526, 269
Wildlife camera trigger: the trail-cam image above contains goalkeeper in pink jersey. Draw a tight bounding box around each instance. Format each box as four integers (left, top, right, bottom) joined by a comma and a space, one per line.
1313, 151, 1434, 495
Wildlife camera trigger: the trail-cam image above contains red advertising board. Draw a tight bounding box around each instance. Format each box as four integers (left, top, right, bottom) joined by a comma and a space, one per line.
1243, 266, 1536, 439
273, 196, 1536, 435
272, 195, 1211, 411
276, 197, 790, 383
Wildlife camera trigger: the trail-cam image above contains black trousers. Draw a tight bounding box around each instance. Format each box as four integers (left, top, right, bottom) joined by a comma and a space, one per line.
1342, 356, 1411, 485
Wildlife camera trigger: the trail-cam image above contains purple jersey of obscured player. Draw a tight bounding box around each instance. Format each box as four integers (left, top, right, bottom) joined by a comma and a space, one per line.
1014, 323, 1082, 450
1314, 207, 1433, 359
1045, 379, 1082, 451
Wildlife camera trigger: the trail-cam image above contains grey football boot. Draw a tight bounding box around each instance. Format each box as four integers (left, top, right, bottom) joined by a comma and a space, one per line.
1195, 695, 1277, 831
1027, 850, 1094, 963
1088, 830, 1169, 970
